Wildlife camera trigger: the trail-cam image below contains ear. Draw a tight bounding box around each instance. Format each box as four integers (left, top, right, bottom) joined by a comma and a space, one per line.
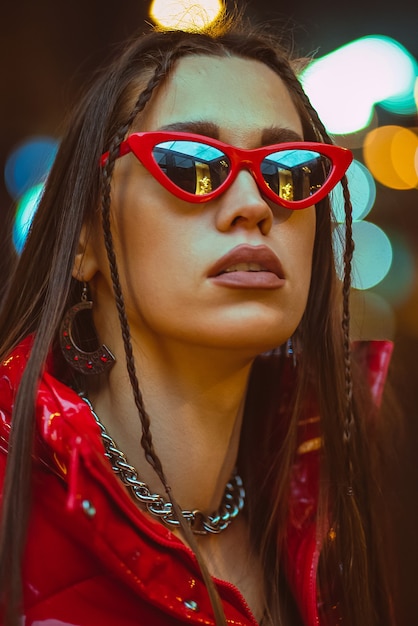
72, 222, 101, 282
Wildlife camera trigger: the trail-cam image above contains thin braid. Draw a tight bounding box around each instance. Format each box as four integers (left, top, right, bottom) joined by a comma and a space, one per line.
340, 175, 355, 490
278, 54, 367, 616
288, 66, 357, 442
101, 52, 227, 626
298, 77, 356, 487
101, 63, 173, 490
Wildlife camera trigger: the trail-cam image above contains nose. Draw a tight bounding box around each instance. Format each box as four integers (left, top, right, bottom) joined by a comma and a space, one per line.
215, 170, 273, 235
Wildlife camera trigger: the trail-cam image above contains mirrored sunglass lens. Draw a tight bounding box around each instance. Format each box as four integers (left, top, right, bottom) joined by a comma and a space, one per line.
152, 140, 230, 195
261, 150, 332, 202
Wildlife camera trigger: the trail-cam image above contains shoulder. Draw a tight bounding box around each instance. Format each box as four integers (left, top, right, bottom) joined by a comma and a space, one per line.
0, 336, 101, 464
0, 336, 35, 449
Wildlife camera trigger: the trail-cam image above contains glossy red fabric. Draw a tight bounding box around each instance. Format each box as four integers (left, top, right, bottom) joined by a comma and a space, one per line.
0, 338, 393, 625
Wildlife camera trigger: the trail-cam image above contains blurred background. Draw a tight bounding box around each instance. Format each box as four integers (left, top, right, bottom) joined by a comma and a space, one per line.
1, 0, 417, 622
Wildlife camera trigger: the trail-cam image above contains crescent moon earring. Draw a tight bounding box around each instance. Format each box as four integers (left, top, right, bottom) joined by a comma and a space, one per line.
60, 283, 115, 375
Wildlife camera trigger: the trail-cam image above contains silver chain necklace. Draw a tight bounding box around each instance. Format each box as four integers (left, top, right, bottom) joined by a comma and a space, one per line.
81, 396, 245, 535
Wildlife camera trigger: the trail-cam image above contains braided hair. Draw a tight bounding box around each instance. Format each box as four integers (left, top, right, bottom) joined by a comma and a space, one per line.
100, 52, 228, 623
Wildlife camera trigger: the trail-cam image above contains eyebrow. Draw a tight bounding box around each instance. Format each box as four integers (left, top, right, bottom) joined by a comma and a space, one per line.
261, 127, 304, 144
158, 121, 220, 138
157, 121, 304, 145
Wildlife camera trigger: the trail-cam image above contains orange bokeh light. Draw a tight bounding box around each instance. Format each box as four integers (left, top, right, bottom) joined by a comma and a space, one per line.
363, 125, 418, 190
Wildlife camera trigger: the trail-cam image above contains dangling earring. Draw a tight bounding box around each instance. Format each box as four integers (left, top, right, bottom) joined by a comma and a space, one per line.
60, 283, 115, 375
285, 336, 299, 368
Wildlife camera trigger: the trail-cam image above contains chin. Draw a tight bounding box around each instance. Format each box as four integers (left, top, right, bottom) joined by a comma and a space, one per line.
206, 328, 293, 356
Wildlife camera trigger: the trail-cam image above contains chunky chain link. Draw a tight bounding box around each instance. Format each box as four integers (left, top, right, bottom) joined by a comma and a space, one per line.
82, 397, 245, 534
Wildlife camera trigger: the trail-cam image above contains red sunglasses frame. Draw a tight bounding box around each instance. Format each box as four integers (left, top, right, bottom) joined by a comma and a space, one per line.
101, 131, 353, 210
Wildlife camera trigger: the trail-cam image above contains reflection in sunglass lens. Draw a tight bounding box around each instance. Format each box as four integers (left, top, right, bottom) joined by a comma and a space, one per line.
261, 150, 332, 202
153, 140, 230, 195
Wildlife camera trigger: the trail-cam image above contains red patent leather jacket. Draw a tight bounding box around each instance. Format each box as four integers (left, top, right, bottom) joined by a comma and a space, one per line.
0, 338, 392, 626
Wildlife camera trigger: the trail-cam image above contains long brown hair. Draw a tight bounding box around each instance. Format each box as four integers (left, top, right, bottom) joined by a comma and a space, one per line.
0, 15, 392, 626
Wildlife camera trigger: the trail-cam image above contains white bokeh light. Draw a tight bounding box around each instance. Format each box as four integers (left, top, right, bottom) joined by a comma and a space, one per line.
300, 36, 417, 133
150, 0, 223, 31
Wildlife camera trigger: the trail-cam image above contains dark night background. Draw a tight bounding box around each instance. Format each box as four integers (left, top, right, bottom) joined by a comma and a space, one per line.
1, 1, 417, 622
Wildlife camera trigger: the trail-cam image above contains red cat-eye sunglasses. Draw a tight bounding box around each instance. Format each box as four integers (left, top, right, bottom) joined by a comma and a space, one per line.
101, 131, 353, 210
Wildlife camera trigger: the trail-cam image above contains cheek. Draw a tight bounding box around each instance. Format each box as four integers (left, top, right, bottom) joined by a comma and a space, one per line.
278, 209, 316, 323
281, 208, 316, 277
299, 211, 316, 277
299, 213, 316, 299
110, 190, 197, 319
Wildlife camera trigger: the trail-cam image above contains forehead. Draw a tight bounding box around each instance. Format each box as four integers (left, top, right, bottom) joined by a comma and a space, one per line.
140, 54, 303, 143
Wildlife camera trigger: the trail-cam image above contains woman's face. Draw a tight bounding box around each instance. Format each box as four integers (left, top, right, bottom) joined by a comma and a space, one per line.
89, 55, 316, 359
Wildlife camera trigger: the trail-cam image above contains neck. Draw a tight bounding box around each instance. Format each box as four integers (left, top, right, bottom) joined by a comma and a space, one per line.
88, 339, 254, 513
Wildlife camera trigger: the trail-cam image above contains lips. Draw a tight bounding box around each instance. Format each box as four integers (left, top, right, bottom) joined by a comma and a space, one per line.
208, 244, 285, 289
209, 244, 284, 278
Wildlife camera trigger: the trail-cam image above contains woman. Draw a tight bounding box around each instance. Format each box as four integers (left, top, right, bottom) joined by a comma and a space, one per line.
0, 15, 394, 626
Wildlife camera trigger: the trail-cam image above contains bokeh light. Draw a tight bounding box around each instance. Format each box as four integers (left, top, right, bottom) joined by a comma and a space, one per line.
331, 159, 376, 222
332, 110, 379, 151
350, 289, 396, 340
4, 136, 58, 199
378, 40, 418, 115
13, 183, 44, 254
150, 0, 223, 30
333, 221, 393, 290
363, 125, 418, 190
300, 36, 417, 134
372, 230, 416, 306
